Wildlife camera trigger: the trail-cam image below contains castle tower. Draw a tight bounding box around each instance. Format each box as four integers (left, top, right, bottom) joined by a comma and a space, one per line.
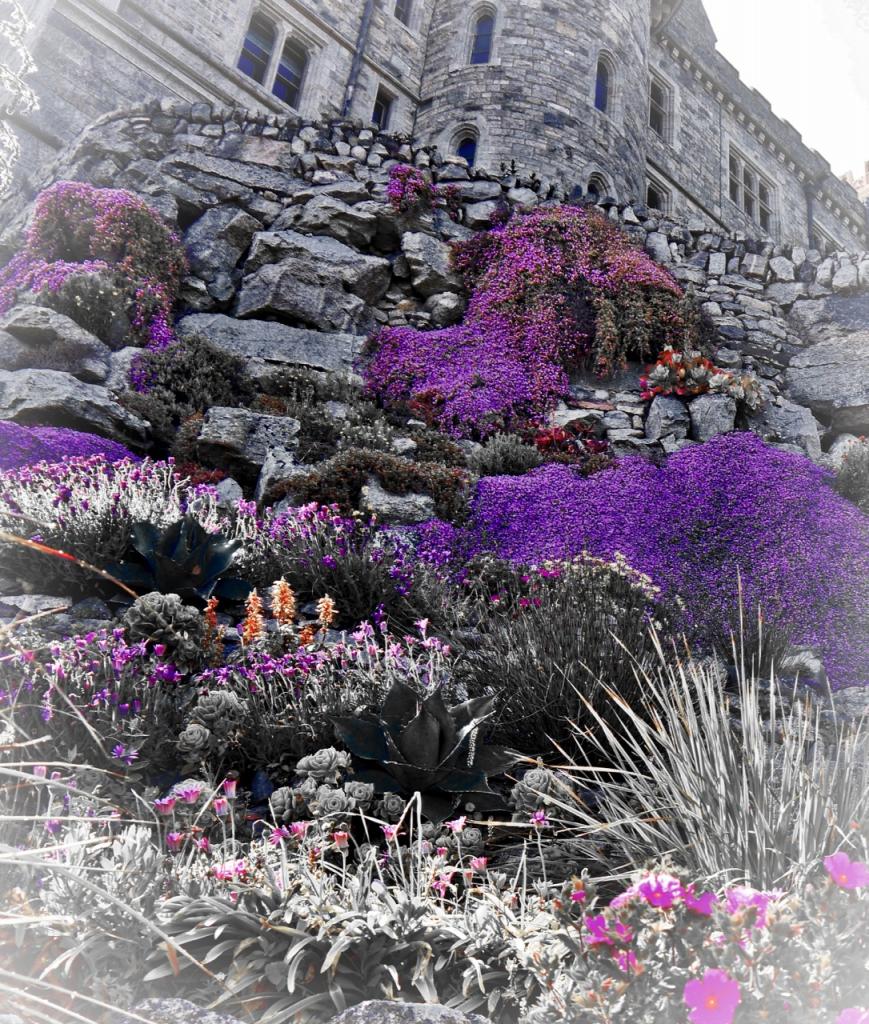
415, 0, 652, 200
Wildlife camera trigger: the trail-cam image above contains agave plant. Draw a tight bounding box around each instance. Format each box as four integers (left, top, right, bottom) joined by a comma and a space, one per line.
109, 514, 251, 604
333, 680, 519, 823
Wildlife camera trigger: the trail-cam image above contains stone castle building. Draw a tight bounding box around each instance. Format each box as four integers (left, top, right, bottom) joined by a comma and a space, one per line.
843, 162, 869, 205
17, 0, 868, 252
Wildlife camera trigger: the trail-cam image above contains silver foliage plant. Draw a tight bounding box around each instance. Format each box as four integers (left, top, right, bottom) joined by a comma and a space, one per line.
0, 0, 37, 194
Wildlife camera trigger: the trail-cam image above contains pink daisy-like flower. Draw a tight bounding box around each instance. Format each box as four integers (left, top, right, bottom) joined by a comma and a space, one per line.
269, 826, 291, 846
290, 820, 311, 839
153, 796, 176, 815
470, 856, 488, 872
684, 885, 718, 916
175, 784, 203, 805
824, 852, 869, 890
637, 872, 683, 909
444, 816, 466, 834
683, 969, 741, 1024
530, 809, 550, 828
166, 831, 184, 852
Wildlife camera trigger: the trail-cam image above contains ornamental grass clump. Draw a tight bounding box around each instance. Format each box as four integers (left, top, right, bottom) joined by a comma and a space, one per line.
466, 432, 869, 688
363, 205, 701, 437
547, 627, 869, 890
0, 181, 186, 362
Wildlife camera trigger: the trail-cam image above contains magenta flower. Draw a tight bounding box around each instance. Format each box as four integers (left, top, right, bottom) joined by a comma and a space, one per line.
290, 821, 312, 839
332, 830, 350, 850
268, 826, 291, 846
470, 856, 488, 872
212, 797, 230, 816
444, 815, 466, 834
724, 885, 783, 929
824, 852, 869, 890
175, 784, 203, 805
381, 824, 402, 842
166, 831, 184, 852
153, 796, 176, 815
530, 809, 550, 828
222, 778, 238, 799
31, 765, 47, 779
684, 885, 718, 916
569, 888, 586, 903
195, 837, 210, 852
684, 969, 741, 1024
637, 872, 683, 909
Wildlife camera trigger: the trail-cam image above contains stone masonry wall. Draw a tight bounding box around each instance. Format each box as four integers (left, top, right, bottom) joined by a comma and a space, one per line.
1, 104, 867, 483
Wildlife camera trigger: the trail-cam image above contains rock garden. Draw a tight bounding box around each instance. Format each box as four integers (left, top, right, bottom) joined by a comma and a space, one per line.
0, 108, 867, 1024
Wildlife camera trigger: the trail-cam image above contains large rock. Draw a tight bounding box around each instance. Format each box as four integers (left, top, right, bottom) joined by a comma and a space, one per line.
0, 369, 148, 445
292, 194, 378, 248
196, 407, 300, 478
644, 395, 689, 441
0, 306, 111, 383
359, 477, 436, 525
185, 207, 260, 285
176, 314, 358, 380
238, 231, 391, 334
401, 232, 463, 297
688, 393, 736, 442
832, 260, 859, 294
747, 395, 823, 461
254, 448, 311, 504
787, 331, 869, 434
116, 998, 245, 1024
324, 1002, 493, 1024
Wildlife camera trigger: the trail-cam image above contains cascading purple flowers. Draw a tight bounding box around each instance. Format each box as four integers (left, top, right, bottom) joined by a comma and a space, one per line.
362, 205, 697, 438
0, 422, 138, 471
461, 433, 869, 688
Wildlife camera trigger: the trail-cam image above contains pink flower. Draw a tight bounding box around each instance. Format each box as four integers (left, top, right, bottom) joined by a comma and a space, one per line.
213, 858, 247, 881
637, 872, 683, 909
445, 816, 466, 834
530, 809, 550, 828
195, 837, 210, 852
381, 824, 402, 842
569, 888, 586, 903
332, 830, 350, 850
684, 885, 718, 916
824, 852, 869, 890
684, 969, 741, 1024
212, 797, 230, 816
153, 796, 176, 815
175, 784, 203, 805
586, 914, 632, 947
222, 778, 238, 799
32, 765, 47, 779
470, 856, 488, 872
269, 826, 291, 846
166, 831, 184, 852
615, 948, 640, 974
724, 885, 782, 929
837, 1009, 869, 1024
290, 820, 312, 839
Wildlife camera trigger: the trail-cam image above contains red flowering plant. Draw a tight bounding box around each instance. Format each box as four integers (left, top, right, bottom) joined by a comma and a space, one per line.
640, 345, 762, 410
525, 859, 869, 1023
0, 181, 187, 389
363, 206, 701, 438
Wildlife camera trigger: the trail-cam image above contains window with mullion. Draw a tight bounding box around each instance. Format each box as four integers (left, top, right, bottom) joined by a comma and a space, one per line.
394, 0, 412, 26
272, 40, 308, 108
238, 14, 276, 85
470, 14, 494, 65
729, 147, 775, 233
649, 77, 668, 139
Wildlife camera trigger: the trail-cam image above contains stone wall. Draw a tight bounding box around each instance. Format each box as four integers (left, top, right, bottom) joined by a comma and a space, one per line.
1, 104, 867, 477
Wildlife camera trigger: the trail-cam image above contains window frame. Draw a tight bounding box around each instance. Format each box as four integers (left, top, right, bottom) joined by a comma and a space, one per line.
468, 7, 496, 65
237, 12, 276, 86
728, 147, 776, 234
393, 0, 413, 27
237, 12, 316, 114
646, 177, 670, 213
593, 51, 617, 119
587, 173, 610, 200
372, 84, 395, 131
272, 37, 308, 110
649, 72, 671, 142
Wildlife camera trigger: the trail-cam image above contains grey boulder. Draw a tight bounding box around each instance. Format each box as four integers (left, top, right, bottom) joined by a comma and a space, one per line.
401, 232, 463, 298
177, 314, 358, 380
324, 1001, 493, 1024
185, 206, 260, 285
292, 194, 378, 248
196, 407, 300, 478
0, 368, 148, 445
786, 331, 869, 434
644, 395, 689, 441
688, 393, 737, 442
0, 305, 111, 383
115, 998, 245, 1024
746, 395, 823, 461
359, 477, 436, 525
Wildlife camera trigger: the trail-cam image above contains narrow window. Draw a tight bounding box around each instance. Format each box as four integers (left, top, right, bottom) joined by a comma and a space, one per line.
595, 58, 610, 113
456, 135, 478, 166
743, 167, 756, 220
238, 13, 276, 85
758, 181, 772, 232
647, 182, 667, 212
394, 0, 412, 25
729, 153, 741, 205
470, 13, 494, 65
728, 148, 775, 233
372, 86, 394, 130
272, 39, 308, 108
649, 77, 668, 139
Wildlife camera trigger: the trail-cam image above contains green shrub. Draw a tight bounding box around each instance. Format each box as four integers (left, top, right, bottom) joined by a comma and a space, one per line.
468, 433, 544, 477
122, 337, 255, 446
448, 554, 672, 756
270, 447, 471, 522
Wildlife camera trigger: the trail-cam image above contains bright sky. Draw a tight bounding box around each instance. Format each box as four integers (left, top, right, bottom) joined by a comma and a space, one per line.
703, 0, 869, 179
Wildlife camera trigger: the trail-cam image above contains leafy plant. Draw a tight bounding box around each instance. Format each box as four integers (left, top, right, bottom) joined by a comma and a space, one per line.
468, 432, 544, 477
109, 515, 251, 604
835, 438, 869, 514
333, 679, 519, 823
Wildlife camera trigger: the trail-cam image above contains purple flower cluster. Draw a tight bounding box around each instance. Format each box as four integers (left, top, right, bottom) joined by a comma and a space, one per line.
462, 434, 869, 687
0, 422, 138, 472
0, 181, 187, 381
363, 206, 694, 438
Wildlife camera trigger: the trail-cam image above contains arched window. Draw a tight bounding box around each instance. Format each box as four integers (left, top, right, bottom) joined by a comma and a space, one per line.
238, 13, 276, 85
272, 39, 308, 108
470, 12, 495, 65
587, 174, 609, 200
394, 0, 412, 26
456, 135, 478, 167
594, 56, 612, 113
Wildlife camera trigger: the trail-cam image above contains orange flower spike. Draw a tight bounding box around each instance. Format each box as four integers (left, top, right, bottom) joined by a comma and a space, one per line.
298, 625, 316, 647
316, 594, 338, 629
270, 578, 297, 627
204, 596, 219, 633
241, 589, 265, 645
